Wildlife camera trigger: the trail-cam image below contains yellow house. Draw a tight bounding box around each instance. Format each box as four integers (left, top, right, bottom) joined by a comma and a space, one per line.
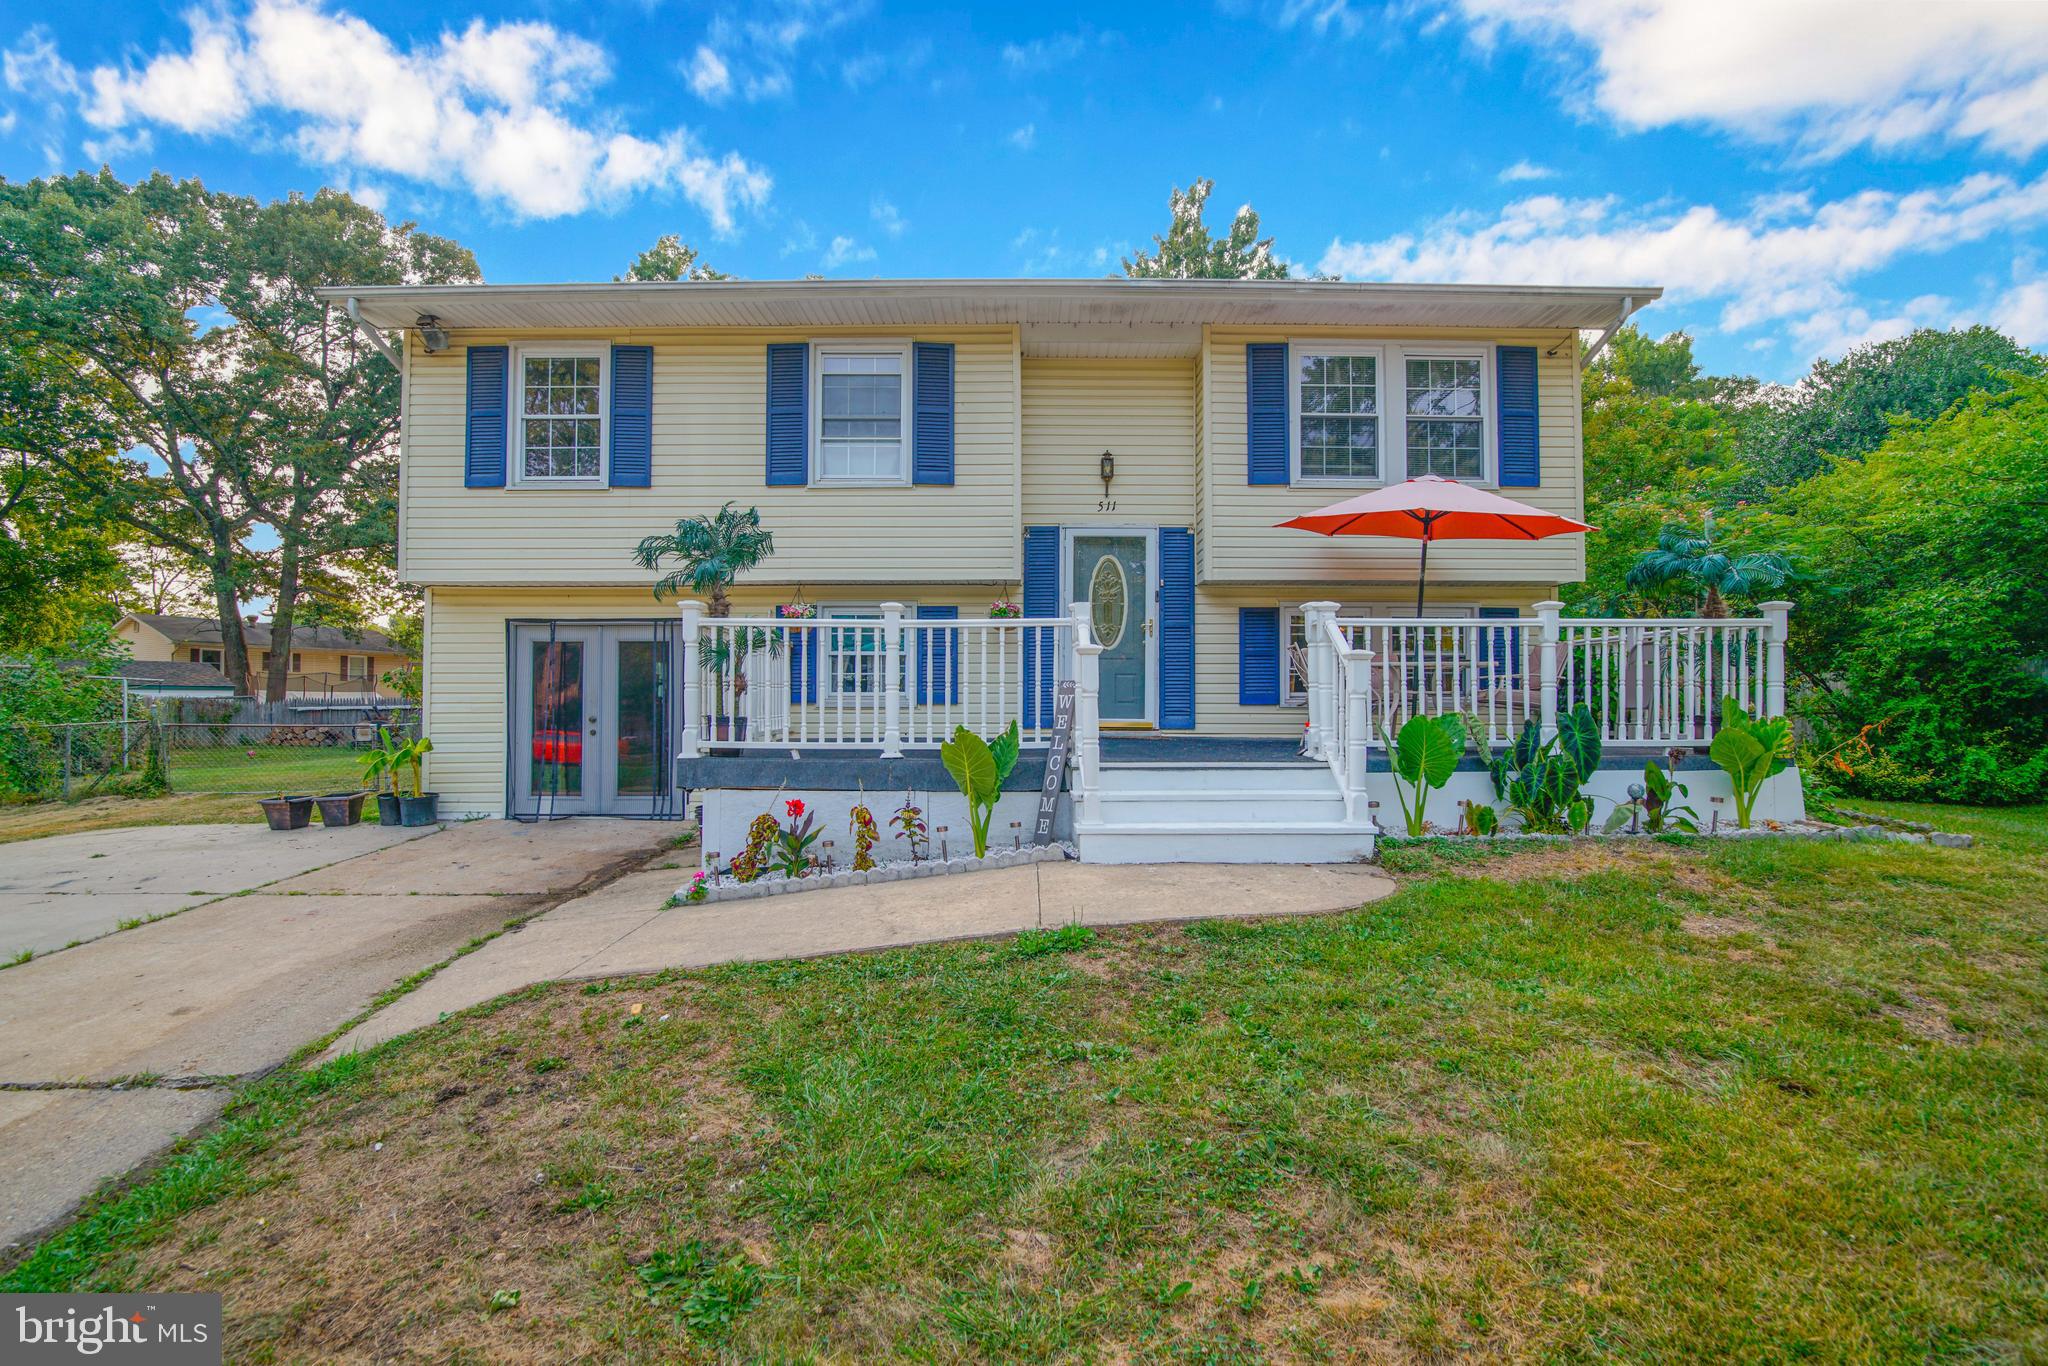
318, 279, 1798, 859
116, 613, 413, 703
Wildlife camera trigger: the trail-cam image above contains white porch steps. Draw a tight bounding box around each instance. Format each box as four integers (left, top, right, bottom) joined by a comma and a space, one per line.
1073, 761, 1376, 865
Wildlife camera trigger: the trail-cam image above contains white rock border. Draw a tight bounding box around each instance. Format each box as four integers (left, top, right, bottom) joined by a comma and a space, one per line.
1377, 819, 1972, 848
676, 842, 1077, 906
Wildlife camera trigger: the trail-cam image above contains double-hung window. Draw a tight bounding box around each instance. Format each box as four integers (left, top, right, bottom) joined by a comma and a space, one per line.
814, 344, 910, 484
1404, 354, 1485, 480
819, 606, 913, 698
515, 347, 606, 485
1294, 347, 1382, 482
1290, 342, 1492, 485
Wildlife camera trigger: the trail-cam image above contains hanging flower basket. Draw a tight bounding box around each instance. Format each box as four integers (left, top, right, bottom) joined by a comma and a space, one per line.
776, 603, 817, 619
987, 599, 1021, 619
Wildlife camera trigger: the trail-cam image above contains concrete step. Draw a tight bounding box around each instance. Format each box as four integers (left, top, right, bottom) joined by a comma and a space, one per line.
1074, 820, 1376, 865
1098, 762, 1332, 794
1094, 791, 1352, 823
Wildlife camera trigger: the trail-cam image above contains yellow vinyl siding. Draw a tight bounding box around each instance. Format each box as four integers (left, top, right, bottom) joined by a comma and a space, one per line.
1020, 358, 1196, 530
1200, 328, 1585, 585
402, 328, 1021, 587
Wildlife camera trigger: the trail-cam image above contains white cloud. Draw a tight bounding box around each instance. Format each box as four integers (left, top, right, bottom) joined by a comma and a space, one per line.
1272, 0, 1364, 39
4, 29, 80, 98
1318, 171, 2048, 359
686, 45, 732, 103
1008, 122, 1037, 151
1000, 27, 1113, 73
35, 2, 770, 226
822, 235, 875, 269
780, 220, 819, 257
693, 0, 868, 104
1498, 159, 1555, 183
1450, 0, 2048, 159
870, 194, 906, 237
1995, 275, 2048, 348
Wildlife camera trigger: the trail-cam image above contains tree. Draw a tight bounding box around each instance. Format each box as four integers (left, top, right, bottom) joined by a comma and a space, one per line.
1741, 326, 2043, 487
632, 503, 775, 617
1122, 178, 1290, 280
617, 234, 730, 282
0, 173, 477, 698
1769, 374, 2048, 802
1625, 518, 1793, 618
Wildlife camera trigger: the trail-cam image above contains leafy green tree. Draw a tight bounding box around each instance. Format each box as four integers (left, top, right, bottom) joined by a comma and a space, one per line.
1742, 326, 2043, 487
1122, 178, 1290, 280
1625, 518, 1793, 618
618, 234, 730, 282
1769, 373, 2048, 802
633, 503, 775, 617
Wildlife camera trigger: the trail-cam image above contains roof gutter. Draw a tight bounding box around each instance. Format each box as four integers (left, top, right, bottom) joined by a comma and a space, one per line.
344, 295, 402, 370
1578, 294, 1643, 371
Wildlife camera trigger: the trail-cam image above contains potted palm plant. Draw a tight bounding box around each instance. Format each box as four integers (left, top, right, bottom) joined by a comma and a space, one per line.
390, 733, 437, 826
362, 727, 407, 825
633, 502, 777, 745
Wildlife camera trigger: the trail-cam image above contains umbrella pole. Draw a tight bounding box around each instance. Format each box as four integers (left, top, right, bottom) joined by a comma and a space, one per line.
1415, 519, 1434, 618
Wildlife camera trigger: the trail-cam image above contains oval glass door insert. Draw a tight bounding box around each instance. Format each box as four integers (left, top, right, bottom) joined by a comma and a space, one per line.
1089, 555, 1129, 649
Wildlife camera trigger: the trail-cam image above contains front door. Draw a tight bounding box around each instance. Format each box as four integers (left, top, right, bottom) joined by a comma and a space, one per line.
1070, 532, 1152, 724
512, 624, 677, 816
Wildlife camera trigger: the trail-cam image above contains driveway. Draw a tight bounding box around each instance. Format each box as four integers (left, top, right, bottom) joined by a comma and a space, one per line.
0, 818, 679, 1253
0, 821, 431, 961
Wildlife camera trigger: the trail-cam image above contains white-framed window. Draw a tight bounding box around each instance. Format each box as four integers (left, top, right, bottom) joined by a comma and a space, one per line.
513, 345, 607, 485
1289, 341, 1493, 486
339, 654, 374, 681
812, 343, 910, 485
189, 646, 222, 668
818, 606, 914, 698
1294, 346, 1383, 483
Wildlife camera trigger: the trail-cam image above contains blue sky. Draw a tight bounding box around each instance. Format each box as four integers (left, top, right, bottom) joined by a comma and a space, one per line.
4, 0, 2048, 380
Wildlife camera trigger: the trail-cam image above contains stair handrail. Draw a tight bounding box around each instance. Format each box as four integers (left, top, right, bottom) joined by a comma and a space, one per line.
1304, 605, 1373, 819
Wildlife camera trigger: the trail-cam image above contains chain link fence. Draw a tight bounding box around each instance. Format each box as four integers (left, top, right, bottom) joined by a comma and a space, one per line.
3, 713, 420, 799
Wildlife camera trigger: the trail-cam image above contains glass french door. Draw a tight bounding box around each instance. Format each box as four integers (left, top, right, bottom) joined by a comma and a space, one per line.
512, 624, 675, 816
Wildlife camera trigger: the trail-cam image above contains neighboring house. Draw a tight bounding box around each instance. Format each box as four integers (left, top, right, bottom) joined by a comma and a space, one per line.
323, 278, 1803, 858
114, 659, 237, 700
116, 613, 413, 704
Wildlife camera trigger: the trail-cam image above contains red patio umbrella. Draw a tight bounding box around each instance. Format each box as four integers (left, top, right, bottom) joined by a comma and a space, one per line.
1277, 475, 1594, 616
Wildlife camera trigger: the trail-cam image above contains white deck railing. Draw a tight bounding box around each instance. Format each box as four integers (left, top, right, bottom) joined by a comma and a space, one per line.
677, 602, 1075, 756
1305, 601, 1791, 766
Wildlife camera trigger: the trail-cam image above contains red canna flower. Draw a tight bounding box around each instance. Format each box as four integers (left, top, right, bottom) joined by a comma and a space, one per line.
786, 798, 806, 819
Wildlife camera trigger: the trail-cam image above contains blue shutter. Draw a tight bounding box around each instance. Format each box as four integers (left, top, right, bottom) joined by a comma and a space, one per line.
1238, 607, 1281, 706
1245, 342, 1290, 485
787, 618, 818, 705
914, 605, 958, 704
912, 342, 955, 485
1479, 606, 1524, 690
608, 344, 652, 488
464, 345, 508, 488
1159, 527, 1195, 729
1496, 345, 1540, 487
1021, 526, 1059, 728
765, 343, 808, 486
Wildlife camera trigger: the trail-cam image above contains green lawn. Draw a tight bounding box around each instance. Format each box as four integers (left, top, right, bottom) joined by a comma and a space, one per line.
166, 743, 369, 795
6, 803, 2044, 1361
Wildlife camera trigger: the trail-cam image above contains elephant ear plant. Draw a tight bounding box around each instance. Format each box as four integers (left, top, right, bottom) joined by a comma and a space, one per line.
1709, 697, 1791, 828
1379, 713, 1465, 837
940, 720, 1021, 858
1489, 703, 1603, 834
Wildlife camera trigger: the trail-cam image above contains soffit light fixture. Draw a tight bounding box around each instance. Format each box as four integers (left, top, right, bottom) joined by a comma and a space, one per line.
416, 315, 450, 353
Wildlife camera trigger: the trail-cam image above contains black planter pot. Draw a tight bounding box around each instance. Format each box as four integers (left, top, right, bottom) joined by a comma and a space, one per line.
702, 716, 749, 742
316, 791, 368, 827
398, 792, 440, 827
375, 792, 403, 826
259, 795, 314, 831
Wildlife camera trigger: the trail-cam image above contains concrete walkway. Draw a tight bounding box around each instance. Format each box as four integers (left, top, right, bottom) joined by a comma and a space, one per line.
327, 859, 1396, 1058
0, 820, 432, 960
0, 818, 679, 1253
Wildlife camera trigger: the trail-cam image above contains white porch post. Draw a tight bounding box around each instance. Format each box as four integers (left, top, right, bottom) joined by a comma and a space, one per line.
1343, 645, 1372, 816
1761, 600, 1792, 719
678, 599, 704, 760
1301, 600, 1340, 760
1068, 601, 1103, 824
1535, 599, 1563, 740
879, 601, 906, 758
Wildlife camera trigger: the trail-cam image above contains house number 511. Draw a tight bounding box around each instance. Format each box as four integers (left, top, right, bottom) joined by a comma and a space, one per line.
1096, 499, 1118, 511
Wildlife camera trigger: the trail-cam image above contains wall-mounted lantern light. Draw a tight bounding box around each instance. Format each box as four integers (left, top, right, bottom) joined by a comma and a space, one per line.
416, 314, 450, 353
1099, 451, 1115, 499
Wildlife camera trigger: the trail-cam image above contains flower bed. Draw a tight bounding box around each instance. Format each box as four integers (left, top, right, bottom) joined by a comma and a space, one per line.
677, 841, 1075, 906
1376, 817, 1972, 848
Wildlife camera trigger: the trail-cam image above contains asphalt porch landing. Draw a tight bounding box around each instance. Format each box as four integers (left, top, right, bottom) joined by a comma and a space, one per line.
325, 859, 1396, 1059
0, 817, 679, 1254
